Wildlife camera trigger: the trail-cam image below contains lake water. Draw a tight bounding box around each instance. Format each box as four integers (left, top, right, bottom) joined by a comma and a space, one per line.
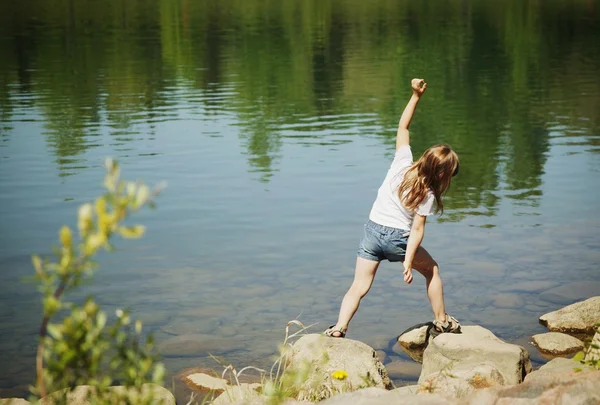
1, 0, 600, 399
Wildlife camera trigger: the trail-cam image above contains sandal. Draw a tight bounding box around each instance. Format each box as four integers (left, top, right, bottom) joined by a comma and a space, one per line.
430, 314, 461, 339
324, 324, 347, 338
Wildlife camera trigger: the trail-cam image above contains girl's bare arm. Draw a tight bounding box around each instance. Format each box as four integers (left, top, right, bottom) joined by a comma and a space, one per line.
396, 78, 427, 149
402, 213, 426, 284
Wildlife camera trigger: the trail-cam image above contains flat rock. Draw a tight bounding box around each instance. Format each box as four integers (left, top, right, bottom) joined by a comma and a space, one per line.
286, 334, 392, 402
539, 296, 600, 334
531, 332, 584, 355
539, 282, 600, 305
524, 357, 593, 383
0, 400, 31, 405
419, 325, 532, 391
183, 372, 229, 393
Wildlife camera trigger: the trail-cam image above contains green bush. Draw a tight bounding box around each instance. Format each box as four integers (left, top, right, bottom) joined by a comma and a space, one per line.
30, 159, 166, 404
573, 322, 600, 371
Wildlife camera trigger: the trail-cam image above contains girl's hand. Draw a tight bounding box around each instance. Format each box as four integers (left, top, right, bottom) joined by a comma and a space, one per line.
411, 78, 427, 97
403, 262, 413, 284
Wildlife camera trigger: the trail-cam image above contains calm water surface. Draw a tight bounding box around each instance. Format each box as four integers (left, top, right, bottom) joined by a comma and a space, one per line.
1, 0, 600, 398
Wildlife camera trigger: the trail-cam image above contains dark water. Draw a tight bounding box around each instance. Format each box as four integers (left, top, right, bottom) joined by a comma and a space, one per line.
1, 0, 600, 399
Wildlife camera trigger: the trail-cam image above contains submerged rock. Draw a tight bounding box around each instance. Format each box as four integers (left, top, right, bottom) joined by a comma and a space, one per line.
531, 332, 584, 355
539, 283, 600, 305
396, 323, 431, 363
418, 325, 531, 398
539, 296, 600, 334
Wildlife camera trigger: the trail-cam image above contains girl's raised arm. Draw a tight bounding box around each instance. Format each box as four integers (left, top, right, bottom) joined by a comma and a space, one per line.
396, 78, 427, 149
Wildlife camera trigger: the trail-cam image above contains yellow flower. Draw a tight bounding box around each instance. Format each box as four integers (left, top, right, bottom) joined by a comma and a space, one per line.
331, 370, 348, 381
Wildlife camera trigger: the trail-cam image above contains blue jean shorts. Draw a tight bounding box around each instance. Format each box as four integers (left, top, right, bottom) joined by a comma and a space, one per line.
357, 220, 410, 262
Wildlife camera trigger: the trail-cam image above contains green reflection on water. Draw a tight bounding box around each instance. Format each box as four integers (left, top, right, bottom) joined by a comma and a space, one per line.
0, 0, 599, 206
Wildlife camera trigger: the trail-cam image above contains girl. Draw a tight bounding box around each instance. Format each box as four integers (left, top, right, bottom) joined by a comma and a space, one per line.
324, 78, 461, 339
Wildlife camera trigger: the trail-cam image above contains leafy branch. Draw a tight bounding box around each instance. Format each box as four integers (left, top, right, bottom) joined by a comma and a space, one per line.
31, 159, 166, 404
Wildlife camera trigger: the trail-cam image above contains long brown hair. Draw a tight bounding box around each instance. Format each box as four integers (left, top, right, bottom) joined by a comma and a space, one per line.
398, 144, 459, 214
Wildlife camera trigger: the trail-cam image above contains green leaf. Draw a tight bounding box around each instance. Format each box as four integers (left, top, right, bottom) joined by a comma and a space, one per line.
47, 324, 63, 339
573, 351, 585, 362
97, 311, 107, 329
118, 225, 145, 239
43, 295, 62, 316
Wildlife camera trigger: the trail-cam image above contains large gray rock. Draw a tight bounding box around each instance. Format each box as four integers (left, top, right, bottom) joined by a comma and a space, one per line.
396, 323, 431, 363
39, 384, 175, 405
465, 370, 600, 405
318, 387, 453, 405
0, 400, 31, 405
418, 325, 532, 397
419, 362, 505, 398
391, 385, 419, 395
285, 334, 392, 401
531, 332, 584, 355
539, 296, 600, 334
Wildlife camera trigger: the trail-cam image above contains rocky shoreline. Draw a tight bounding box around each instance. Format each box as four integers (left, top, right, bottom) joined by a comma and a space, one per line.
1, 296, 599, 404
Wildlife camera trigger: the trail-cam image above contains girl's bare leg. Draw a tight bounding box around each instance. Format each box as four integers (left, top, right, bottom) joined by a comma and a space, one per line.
411, 246, 447, 323
330, 257, 380, 336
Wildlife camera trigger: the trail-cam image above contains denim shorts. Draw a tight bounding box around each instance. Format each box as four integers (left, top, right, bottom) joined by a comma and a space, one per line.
357, 220, 410, 262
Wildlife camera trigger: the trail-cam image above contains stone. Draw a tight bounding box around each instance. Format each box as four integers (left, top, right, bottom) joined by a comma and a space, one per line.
396, 323, 431, 363
211, 384, 262, 405
531, 332, 584, 355
285, 334, 392, 402
183, 372, 229, 393
419, 362, 505, 398
39, 384, 175, 405
319, 387, 454, 405
539, 282, 600, 305
524, 357, 594, 382
465, 370, 600, 405
585, 330, 600, 362
418, 326, 532, 389
391, 385, 419, 395
539, 296, 600, 334
0, 400, 31, 405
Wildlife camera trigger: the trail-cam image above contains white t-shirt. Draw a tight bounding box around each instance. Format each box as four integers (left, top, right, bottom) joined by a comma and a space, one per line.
368, 146, 435, 230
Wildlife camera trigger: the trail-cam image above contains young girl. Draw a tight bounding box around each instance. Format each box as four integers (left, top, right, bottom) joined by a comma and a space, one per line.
324, 78, 461, 339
